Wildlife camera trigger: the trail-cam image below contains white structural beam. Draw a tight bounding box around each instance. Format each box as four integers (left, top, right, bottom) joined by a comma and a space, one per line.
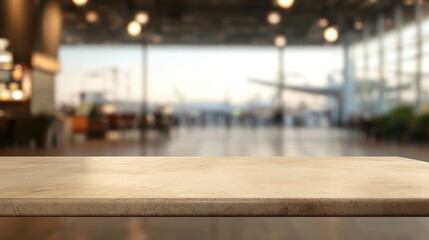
277, 46, 285, 110
377, 14, 385, 115
363, 23, 370, 115
395, 5, 403, 105
142, 42, 148, 115
415, 0, 423, 111
342, 33, 356, 123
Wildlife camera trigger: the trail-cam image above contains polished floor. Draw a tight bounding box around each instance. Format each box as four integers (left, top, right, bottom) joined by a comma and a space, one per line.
1, 126, 429, 240
3, 126, 429, 161
1, 217, 428, 240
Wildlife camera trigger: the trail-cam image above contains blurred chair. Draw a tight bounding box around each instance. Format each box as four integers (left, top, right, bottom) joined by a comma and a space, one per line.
72, 116, 88, 134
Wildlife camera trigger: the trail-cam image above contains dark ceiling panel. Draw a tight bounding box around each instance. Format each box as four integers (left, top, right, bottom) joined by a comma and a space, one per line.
60, 0, 406, 45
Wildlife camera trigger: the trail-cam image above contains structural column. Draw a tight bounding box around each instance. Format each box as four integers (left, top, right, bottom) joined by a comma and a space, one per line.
142, 42, 148, 116
377, 14, 385, 115
395, 5, 403, 105
415, 0, 423, 111
277, 46, 285, 110
362, 23, 370, 115
342, 33, 356, 123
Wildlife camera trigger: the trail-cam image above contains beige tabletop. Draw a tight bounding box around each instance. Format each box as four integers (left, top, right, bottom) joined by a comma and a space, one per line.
0, 156, 428, 216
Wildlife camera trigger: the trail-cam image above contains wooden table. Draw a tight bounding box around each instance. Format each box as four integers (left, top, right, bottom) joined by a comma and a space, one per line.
0, 156, 428, 216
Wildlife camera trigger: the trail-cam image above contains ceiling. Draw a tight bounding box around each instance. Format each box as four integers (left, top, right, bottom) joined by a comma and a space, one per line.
60, 0, 418, 45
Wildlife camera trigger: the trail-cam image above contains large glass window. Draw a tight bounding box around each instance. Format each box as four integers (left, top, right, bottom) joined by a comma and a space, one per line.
353, 5, 429, 113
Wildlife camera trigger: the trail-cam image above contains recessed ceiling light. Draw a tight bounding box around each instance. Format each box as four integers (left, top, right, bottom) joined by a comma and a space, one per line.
267, 11, 281, 25
318, 18, 329, 28
324, 26, 339, 43
135, 11, 150, 25
354, 20, 363, 30
275, 35, 287, 47
275, 0, 295, 9
127, 20, 142, 37
86, 11, 99, 23
73, 0, 88, 7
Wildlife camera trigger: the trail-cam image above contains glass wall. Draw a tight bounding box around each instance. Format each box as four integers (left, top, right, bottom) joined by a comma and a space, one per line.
352, 5, 429, 115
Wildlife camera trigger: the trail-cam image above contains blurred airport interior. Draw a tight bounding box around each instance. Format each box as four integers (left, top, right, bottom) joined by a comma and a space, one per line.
2, 0, 429, 239
1, 0, 429, 149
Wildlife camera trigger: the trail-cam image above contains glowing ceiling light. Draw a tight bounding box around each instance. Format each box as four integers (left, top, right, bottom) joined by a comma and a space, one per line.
86, 11, 99, 23
127, 20, 142, 37
324, 26, 339, 43
72, 0, 88, 7
354, 20, 363, 30
318, 18, 329, 28
267, 11, 281, 25
275, 0, 295, 9
135, 11, 150, 25
274, 35, 287, 47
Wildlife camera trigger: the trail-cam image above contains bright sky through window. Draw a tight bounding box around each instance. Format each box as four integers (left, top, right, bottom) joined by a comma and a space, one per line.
56, 46, 343, 108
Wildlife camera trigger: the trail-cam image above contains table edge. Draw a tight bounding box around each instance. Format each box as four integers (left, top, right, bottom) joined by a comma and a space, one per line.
1, 198, 429, 217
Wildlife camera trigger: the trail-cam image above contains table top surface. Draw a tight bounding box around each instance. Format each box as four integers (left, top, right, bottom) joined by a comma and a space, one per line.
0, 156, 428, 216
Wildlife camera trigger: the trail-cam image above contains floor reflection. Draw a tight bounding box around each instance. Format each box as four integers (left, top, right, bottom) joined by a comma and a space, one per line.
0, 217, 428, 240
2, 126, 429, 161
